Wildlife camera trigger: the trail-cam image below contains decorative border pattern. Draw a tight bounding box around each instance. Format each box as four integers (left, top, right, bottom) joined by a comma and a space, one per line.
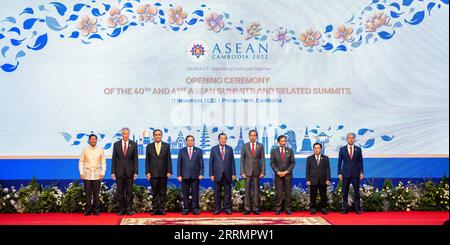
60, 123, 395, 155
0, 0, 448, 72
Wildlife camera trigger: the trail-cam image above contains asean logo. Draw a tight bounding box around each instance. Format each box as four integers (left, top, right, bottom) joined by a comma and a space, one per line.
186, 40, 209, 63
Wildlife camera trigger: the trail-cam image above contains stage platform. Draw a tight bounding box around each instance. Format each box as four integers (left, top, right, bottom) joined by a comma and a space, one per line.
0, 211, 447, 226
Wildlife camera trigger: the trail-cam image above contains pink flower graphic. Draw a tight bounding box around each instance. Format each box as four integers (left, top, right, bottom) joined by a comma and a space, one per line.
365, 12, 391, 32
273, 28, 291, 47
168, 6, 187, 26
334, 25, 354, 43
137, 4, 158, 22
76, 15, 98, 36
246, 22, 262, 40
205, 13, 225, 33
106, 7, 128, 28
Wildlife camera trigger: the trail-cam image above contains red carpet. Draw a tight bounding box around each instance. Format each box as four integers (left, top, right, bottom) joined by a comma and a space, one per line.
0, 211, 447, 225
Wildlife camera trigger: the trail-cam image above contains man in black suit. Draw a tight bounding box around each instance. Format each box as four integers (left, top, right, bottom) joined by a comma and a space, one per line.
111, 127, 138, 216
338, 132, 364, 214
146, 129, 172, 215
306, 143, 331, 215
270, 135, 296, 215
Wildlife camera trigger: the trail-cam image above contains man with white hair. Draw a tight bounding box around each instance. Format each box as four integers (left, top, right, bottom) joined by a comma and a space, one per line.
338, 132, 364, 214
112, 127, 138, 215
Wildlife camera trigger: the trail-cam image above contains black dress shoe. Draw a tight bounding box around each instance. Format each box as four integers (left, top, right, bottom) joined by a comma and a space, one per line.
285, 210, 292, 215
193, 210, 200, 215
341, 210, 348, 214
355, 210, 362, 215
127, 211, 135, 216
253, 210, 261, 215
243, 210, 250, 215
275, 211, 281, 215
320, 209, 329, 215
93, 210, 100, 216
310, 209, 317, 215
182, 210, 189, 215
225, 210, 232, 215
213, 210, 220, 215
118, 211, 126, 216
159, 211, 166, 215
151, 211, 157, 215
83, 211, 91, 216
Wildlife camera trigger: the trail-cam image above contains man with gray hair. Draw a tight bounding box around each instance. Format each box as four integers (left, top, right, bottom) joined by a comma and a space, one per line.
338, 132, 364, 214
112, 127, 138, 215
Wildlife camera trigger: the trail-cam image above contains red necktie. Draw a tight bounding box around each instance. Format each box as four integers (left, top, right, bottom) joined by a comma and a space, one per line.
349, 146, 353, 159
281, 148, 285, 160
123, 142, 127, 157
221, 147, 225, 160
251, 143, 255, 157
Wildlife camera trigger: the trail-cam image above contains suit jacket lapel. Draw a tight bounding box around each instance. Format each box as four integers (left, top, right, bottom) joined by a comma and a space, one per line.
276, 147, 282, 162
126, 142, 132, 158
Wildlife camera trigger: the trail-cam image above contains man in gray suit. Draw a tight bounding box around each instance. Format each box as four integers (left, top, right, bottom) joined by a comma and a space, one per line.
270, 135, 296, 215
240, 130, 266, 215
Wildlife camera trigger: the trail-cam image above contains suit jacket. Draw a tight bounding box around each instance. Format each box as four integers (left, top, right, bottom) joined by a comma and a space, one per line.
145, 141, 172, 178
177, 147, 204, 179
270, 147, 295, 175
111, 140, 138, 178
306, 154, 331, 185
338, 145, 364, 179
209, 144, 236, 182
240, 142, 265, 176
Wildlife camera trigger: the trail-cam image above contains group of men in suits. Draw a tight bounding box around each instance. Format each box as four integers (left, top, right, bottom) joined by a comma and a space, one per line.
80, 127, 364, 216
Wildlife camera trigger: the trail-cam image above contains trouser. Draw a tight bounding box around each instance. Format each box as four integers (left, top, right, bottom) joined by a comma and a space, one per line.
274, 174, 292, 212
182, 178, 200, 212
84, 179, 100, 212
244, 176, 261, 211
116, 176, 133, 212
342, 177, 361, 211
214, 174, 232, 212
310, 184, 328, 211
151, 177, 168, 212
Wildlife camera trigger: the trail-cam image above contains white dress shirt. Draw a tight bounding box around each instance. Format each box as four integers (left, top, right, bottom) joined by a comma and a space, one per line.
79, 145, 106, 180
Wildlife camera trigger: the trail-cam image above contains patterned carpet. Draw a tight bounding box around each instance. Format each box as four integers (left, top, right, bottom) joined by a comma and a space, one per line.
120, 217, 331, 225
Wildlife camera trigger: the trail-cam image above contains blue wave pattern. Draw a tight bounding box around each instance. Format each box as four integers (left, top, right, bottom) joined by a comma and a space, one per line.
0, 0, 448, 72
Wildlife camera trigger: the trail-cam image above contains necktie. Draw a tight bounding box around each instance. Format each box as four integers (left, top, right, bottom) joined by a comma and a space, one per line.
349, 146, 353, 159
188, 147, 192, 160
316, 155, 320, 166
123, 141, 127, 157
251, 143, 255, 157
221, 147, 225, 161
156, 143, 161, 156
281, 148, 285, 160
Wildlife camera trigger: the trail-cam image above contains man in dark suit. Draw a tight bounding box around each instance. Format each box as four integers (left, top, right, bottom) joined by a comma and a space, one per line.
240, 130, 265, 215
146, 129, 172, 215
209, 133, 236, 215
306, 143, 331, 215
338, 132, 364, 214
177, 135, 204, 215
111, 127, 138, 216
270, 135, 296, 215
